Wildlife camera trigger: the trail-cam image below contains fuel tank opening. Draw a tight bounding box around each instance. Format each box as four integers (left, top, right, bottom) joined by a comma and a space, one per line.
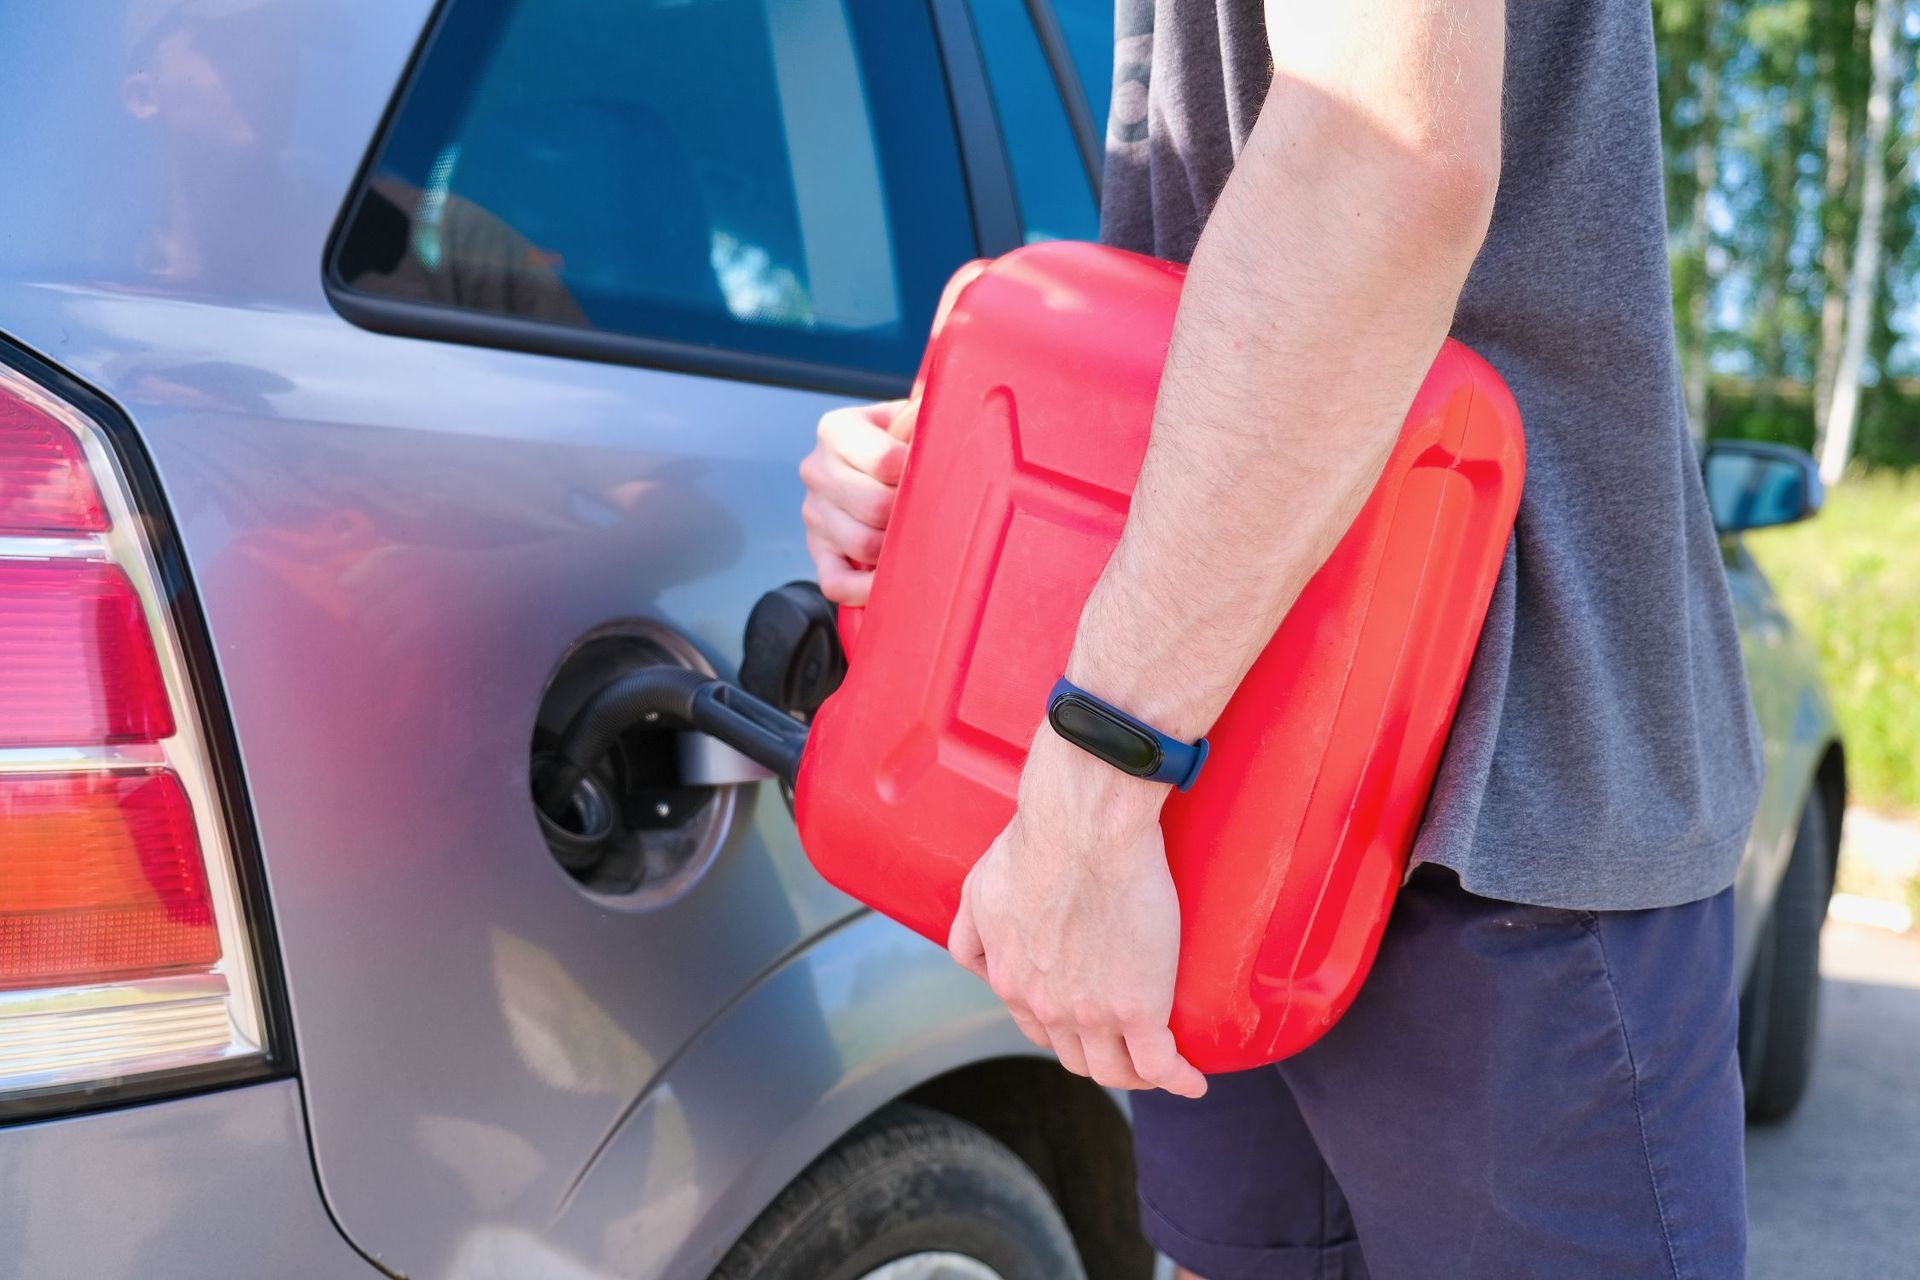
529, 617, 812, 899
529, 626, 733, 899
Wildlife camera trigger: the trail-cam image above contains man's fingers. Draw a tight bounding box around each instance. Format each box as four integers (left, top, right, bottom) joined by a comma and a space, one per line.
946, 897, 988, 981
1124, 1024, 1209, 1099
801, 494, 886, 566
948, 896, 1053, 1051
881, 399, 916, 445
1081, 1032, 1151, 1090
800, 399, 910, 600
799, 446, 899, 530
821, 404, 910, 486
815, 562, 871, 606
806, 535, 872, 605
1047, 1028, 1091, 1079
996, 998, 1051, 1050
855, 397, 908, 429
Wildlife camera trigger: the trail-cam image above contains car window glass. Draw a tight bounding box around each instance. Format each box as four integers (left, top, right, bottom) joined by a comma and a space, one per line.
333, 0, 974, 380
964, 0, 1099, 243
1047, 0, 1115, 139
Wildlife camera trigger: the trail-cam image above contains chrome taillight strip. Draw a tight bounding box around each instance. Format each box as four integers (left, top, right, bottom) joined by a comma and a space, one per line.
0, 535, 106, 561
0, 973, 233, 1016
0, 744, 171, 773
0, 997, 237, 1090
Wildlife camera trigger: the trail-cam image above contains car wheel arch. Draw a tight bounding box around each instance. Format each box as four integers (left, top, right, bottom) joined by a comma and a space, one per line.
1813, 741, 1848, 877
544, 910, 1115, 1279
903, 1058, 1154, 1279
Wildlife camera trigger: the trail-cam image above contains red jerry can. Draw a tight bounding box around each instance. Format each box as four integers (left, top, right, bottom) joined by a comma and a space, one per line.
794, 242, 1525, 1071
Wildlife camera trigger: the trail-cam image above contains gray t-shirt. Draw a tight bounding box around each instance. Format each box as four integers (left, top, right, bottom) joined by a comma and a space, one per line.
1102, 0, 1763, 910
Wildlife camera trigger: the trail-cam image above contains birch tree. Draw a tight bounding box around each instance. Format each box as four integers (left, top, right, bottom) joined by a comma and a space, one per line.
1812, 0, 1861, 438
1818, 0, 1901, 482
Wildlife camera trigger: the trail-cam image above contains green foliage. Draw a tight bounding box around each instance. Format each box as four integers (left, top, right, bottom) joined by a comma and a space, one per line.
1711, 382, 1920, 467
1711, 393, 1817, 450
1858, 388, 1920, 468
1748, 472, 1920, 814
1654, 0, 1920, 445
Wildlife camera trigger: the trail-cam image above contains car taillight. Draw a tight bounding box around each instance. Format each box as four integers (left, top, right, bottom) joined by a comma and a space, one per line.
0, 358, 272, 1115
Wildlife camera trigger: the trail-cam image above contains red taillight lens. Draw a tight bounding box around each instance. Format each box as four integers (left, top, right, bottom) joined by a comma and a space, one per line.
0, 559, 176, 747
0, 771, 218, 991
0, 394, 108, 534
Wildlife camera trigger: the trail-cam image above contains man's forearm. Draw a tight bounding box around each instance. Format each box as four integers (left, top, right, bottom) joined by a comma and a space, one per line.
1023, 1, 1506, 834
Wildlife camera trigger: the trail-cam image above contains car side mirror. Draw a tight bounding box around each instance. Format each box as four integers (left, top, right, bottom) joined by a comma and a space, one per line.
1702, 441, 1824, 534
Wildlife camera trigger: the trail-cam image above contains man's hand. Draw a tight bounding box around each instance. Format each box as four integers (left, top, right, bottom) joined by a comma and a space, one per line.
799, 400, 908, 606
948, 733, 1208, 1098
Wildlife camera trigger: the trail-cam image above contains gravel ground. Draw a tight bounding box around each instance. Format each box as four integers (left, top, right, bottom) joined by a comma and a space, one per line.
1746, 921, 1920, 1279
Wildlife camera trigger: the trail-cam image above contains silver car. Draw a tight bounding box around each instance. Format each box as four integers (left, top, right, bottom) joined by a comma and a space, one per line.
0, 2, 1844, 1278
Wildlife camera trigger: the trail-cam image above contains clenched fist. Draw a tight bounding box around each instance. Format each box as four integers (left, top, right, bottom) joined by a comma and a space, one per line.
798, 400, 910, 606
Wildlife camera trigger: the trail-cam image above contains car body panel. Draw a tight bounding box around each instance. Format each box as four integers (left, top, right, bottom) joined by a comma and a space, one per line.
0, 1081, 372, 1280
1723, 538, 1840, 977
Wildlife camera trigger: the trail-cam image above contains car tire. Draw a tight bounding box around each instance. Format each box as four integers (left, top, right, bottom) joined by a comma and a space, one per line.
1739, 788, 1832, 1123
712, 1103, 1085, 1280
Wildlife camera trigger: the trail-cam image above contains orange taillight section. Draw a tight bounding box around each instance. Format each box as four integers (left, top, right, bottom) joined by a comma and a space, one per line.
0, 771, 218, 991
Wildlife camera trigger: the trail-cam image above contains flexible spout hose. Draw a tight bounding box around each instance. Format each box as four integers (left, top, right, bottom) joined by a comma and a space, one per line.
535, 665, 708, 816
535, 665, 807, 822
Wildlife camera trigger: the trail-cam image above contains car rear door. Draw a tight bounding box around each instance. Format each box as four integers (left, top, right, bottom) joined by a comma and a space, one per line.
284, 2, 998, 1272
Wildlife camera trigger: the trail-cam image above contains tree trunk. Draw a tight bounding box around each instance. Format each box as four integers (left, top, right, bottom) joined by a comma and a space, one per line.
1754, 93, 1804, 421
1819, 0, 1897, 484
1681, 0, 1726, 444
1812, 0, 1858, 446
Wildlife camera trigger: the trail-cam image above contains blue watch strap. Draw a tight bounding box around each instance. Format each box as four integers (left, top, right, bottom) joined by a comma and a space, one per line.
1045, 677, 1209, 791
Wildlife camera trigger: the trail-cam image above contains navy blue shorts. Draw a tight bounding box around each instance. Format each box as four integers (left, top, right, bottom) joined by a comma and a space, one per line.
1130, 867, 1746, 1279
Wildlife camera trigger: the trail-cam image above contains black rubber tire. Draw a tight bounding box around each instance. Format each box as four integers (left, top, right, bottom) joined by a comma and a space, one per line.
712, 1104, 1085, 1280
1739, 789, 1832, 1123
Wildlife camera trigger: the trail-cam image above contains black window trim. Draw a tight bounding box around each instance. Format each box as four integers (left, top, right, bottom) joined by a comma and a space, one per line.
1026, 0, 1104, 195
323, 0, 1023, 401
928, 0, 1025, 259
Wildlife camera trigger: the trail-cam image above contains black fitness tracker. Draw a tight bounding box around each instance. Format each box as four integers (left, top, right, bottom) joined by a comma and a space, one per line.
1045, 677, 1209, 791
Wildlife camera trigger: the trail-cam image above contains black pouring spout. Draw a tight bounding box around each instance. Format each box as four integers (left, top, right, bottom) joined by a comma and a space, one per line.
534, 582, 842, 826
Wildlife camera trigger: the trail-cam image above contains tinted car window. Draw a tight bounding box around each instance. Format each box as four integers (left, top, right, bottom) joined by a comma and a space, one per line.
333, 0, 974, 380
965, 0, 1099, 243
1048, 0, 1116, 139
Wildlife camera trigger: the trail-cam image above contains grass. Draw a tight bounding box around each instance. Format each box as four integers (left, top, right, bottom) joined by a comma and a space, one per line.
1746, 470, 1920, 818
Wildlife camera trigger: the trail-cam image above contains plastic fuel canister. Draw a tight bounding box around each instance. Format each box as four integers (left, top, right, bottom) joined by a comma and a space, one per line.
794, 242, 1525, 1072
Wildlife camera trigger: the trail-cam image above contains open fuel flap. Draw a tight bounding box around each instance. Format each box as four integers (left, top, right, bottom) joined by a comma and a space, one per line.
529, 585, 839, 897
